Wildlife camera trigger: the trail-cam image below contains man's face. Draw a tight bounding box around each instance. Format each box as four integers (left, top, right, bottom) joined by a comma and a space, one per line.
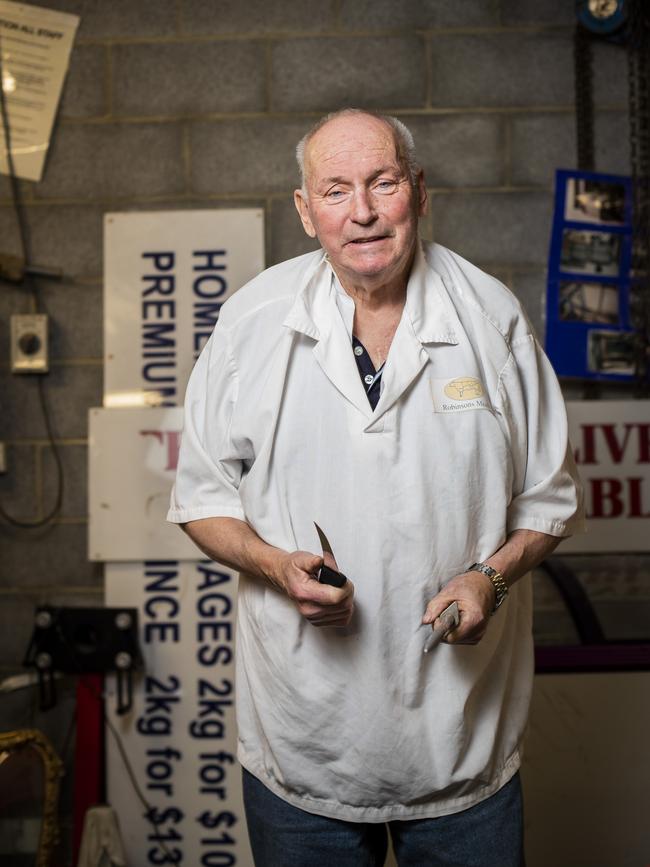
294, 114, 427, 290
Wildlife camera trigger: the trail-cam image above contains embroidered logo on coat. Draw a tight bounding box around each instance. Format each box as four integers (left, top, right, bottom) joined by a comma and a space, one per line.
431, 377, 490, 413
443, 377, 485, 401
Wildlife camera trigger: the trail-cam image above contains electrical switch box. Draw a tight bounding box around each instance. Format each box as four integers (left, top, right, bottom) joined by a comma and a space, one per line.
10, 314, 49, 374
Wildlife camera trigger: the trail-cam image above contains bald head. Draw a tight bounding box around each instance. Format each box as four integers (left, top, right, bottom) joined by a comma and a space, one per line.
292, 108, 427, 295
296, 109, 419, 195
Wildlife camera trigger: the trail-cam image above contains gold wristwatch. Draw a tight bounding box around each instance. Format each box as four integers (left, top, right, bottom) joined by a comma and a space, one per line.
469, 562, 508, 612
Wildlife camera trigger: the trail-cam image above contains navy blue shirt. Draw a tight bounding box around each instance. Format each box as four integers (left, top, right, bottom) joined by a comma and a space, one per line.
352, 336, 384, 410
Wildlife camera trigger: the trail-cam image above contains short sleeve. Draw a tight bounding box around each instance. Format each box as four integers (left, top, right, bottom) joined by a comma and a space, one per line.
496, 334, 585, 537
167, 325, 246, 524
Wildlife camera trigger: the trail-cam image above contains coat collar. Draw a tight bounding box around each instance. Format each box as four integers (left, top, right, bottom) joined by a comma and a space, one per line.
283, 242, 459, 347
282, 241, 460, 422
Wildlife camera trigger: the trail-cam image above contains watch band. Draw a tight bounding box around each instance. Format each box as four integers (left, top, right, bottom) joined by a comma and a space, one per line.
469, 562, 508, 612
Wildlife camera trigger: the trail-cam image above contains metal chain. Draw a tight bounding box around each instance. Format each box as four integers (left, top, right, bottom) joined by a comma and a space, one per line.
574, 22, 598, 397
627, 0, 650, 391
574, 25, 595, 172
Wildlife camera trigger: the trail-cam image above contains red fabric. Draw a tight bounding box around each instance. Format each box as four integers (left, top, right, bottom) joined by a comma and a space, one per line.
73, 674, 104, 864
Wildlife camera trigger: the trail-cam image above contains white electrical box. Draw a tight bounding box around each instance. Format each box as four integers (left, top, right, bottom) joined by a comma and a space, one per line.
10, 314, 49, 373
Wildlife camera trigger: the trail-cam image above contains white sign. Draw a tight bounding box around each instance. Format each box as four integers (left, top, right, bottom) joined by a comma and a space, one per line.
90, 401, 650, 560
100, 208, 263, 867
562, 400, 650, 553
104, 209, 264, 408
105, 560, 250, 867
88, 407, 193, 562
0, 0, 79, 181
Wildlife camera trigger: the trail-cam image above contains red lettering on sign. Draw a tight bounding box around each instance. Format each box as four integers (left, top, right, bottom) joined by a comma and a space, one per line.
587, 478, 624, 518
140, 430, 181, 471
627, 477, 650, 518
601, 424, 633, 464
574, 424, 597, 465
575, 422, 650, 465
639, 424, 650, 464
586, 477, 650, 518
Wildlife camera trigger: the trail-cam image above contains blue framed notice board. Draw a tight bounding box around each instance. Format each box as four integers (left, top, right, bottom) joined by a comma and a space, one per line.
545, 169, 634, 381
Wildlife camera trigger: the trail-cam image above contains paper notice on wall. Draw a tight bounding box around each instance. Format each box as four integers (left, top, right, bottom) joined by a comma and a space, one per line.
0, 1, 79, 181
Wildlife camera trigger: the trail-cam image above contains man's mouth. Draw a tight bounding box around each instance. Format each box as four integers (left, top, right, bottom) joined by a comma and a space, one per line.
347, 235, 388, 245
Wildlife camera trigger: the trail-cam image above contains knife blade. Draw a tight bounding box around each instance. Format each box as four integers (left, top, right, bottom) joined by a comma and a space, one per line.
314, 522, 348, 588
423, 601, 460, 653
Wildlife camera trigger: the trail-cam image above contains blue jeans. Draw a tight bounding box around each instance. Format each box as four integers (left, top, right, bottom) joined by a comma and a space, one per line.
242, 768, 524, 867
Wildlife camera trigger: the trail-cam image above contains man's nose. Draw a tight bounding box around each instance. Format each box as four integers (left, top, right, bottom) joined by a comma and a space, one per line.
350, 188, 376, 224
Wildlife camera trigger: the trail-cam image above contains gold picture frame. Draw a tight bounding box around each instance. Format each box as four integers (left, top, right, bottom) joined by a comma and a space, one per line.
0, 729, 64, 867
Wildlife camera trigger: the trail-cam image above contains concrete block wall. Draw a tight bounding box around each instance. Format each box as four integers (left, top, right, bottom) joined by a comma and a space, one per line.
0, 0, 645, 859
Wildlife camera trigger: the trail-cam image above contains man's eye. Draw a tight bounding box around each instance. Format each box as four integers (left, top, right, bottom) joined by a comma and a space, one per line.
375, 180, 397, 192
326, 189, 345, 199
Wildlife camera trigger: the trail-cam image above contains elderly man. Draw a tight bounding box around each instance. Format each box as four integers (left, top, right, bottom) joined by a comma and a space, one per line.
168, 109, 583, 866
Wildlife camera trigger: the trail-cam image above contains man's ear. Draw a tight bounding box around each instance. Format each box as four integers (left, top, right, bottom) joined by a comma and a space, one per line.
294, 189, 317, 238
416, 171, 428, 216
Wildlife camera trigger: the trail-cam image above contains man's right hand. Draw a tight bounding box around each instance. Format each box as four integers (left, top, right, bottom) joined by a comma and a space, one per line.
182, 518, 354, 627
273, 550, 355, 627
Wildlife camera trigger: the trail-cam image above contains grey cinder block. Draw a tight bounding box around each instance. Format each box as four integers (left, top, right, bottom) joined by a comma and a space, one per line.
271, 37, 427, 112
180, 0, 335, 35
511, 112, 631, 187
406, 114, 503, 187
269, 197, 320, 266
190, 118, 311, 195
500, 0, 574, 26
511, 114, 576, 187
0, 364, 102, 441
42, 444, 88, 520
0, 205, 104, 278
40, 283, 103, 362
429, 32, 573, 108
112, 41, 266, 117
0, 445, 39, 521
43, 0, 178, 39
339, 0, 498, 30
30, 205, 104, 278
0, 523, 103, 586
60, 44, 107, 120
430, 191, 554, 266
0, 282, 28, 364
36, 124, 185, 200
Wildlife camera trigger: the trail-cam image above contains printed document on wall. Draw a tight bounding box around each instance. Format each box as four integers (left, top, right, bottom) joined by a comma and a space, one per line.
0, 1, 79, 181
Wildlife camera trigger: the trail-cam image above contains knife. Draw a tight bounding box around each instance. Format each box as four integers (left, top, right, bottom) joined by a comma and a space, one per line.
314, 522, 348, 588
423, 601, 460, 653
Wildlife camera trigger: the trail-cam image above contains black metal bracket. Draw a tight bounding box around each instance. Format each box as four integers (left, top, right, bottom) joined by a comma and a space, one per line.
23, 606, 142, 715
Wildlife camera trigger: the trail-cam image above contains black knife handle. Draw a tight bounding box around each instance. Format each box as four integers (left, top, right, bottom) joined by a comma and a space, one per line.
318, 564, 348, 588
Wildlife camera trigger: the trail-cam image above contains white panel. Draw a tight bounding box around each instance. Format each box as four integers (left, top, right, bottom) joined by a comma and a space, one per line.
101, 208, 263, 866
88, 407, 196, 561
105, 561, 253, 866
103, 209, 264, 408
89, 400, 650, 561
564, 400, 650, 552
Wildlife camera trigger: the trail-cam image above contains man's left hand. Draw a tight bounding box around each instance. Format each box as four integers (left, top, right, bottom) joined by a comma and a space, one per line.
422, 570, 495, 645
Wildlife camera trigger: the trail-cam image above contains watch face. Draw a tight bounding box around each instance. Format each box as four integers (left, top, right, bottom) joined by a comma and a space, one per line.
588, 0, 619, 18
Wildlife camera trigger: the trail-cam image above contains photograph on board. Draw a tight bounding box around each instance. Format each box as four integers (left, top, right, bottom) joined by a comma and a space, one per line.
564, 177, 626, 225
560, 229, 621, 277
559, 281, 619, 325
587, 330, 637, 376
